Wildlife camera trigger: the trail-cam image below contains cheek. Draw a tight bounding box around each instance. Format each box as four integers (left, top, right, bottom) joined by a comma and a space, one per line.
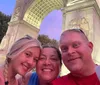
32, 62, 37, 68
36, 62, 42, 70
53, 64, 61, 78
78, 47, 90, 58
54, 63, 61, 72
78, 45, 88, 53
11, 57, 21, 65
62, 53, 68, 61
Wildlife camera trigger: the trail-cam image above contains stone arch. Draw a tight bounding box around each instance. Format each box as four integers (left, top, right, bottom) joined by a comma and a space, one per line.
0, 0, 67, 64
11, 0, 66, 27
23, 0, 65, 29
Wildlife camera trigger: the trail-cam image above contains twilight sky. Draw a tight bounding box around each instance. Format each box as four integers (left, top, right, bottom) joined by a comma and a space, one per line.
0, 0, 62, 40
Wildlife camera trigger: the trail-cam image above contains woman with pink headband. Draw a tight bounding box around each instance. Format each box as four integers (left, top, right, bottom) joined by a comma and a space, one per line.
0, 35, 41, 85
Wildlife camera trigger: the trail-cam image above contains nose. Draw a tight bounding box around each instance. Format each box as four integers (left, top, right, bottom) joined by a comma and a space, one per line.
44, 58, 51, 65
67, 47, 75, 55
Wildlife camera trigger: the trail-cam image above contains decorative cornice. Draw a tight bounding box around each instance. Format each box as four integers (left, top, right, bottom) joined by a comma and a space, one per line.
94, 1, 100, 18
61, 0, 100, 18
63, 0, 95, 13
8, 20, 40, 32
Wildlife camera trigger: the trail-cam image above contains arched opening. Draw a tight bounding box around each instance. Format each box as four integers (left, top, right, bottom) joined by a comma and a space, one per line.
39, 10, 62, 40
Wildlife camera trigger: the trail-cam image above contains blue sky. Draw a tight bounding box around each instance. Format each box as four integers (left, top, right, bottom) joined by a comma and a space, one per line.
0, 0, 62, 40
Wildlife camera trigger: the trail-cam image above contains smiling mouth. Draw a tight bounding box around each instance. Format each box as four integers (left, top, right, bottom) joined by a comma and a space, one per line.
22, 63, 29, 71
68, 57, 80, 62
42, 68, 52, 72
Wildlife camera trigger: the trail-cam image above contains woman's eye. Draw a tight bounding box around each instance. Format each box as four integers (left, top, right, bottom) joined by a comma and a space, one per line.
51, 58, 58, 61
39, 54, 46, 60
25, 52, 31, 57
39, 57, 45, 60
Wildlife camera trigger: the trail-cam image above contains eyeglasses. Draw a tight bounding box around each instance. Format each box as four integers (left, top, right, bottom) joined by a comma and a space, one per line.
68, 28, 86, 35
65, 28, 88, 41
18, 35, 33, 40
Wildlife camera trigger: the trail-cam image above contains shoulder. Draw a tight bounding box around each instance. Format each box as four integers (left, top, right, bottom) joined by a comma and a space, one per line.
28, 72, 38, 81
18, 72, 33, 85
96, 65, 100, 80
52, 75, 69, 85
27, 72, 38, 85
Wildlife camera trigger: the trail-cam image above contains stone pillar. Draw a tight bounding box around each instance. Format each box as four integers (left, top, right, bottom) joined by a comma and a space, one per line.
0, 0, 39, 64
60, 0, 100, 76
0, 20, 39, 64
62, 0, 100, 64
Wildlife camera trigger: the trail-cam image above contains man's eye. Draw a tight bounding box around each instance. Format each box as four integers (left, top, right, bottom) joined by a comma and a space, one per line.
61, 47, 68, 52
73, 43, 80, 48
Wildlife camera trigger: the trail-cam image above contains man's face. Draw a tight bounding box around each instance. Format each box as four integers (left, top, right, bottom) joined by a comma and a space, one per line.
60, 31, 93, 73
36, 48, 61, 82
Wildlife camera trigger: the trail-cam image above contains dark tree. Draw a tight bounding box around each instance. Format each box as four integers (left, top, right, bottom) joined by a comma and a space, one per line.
0, 11, 59, 48
0, 11, 11, 42
38, 34, 59, 48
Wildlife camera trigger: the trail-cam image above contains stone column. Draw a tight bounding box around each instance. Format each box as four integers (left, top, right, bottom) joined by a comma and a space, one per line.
0, 0, 39, 64
62, 0, 100, 64
60, 0, 100, 76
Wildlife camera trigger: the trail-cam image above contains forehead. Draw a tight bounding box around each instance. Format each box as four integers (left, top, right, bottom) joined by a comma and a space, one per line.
60, 31, 85, 44
24, 47, 40, 52
41, 47, 57, 54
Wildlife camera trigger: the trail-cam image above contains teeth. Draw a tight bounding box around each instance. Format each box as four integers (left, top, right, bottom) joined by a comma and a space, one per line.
43, 69, 52, 72
68, 57, 80, 61
23, 65, 28, 70
23, 64, 28, 70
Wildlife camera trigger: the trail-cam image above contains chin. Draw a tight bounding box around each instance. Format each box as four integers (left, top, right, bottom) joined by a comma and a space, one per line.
18, 71, 26, 76
43, 77, 53, 81
69, 66, 81, 72
72, 68, 82, 74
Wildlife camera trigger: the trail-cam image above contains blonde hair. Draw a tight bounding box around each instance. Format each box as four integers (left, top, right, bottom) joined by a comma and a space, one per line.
4, 35, 41, 85
7, 35, 41, 59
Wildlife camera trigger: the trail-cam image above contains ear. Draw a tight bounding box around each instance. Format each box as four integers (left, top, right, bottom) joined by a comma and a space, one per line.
88, 42, 93, 50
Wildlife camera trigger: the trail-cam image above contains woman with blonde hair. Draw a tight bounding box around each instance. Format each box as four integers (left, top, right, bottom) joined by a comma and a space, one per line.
0, 35, 41, 85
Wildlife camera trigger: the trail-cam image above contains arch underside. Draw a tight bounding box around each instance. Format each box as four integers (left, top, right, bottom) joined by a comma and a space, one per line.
23, 0, 64, 29
67, 0, 87, 6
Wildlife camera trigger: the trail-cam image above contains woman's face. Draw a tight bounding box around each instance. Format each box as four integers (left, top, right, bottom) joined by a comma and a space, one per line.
10, 47, 41, 76
36, 48, 61, 82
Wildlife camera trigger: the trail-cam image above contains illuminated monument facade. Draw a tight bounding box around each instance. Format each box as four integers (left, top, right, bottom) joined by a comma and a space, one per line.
0, 0, 100, 75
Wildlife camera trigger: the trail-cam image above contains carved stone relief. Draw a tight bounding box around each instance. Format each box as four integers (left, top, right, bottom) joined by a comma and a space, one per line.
68, 17, 90, 37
